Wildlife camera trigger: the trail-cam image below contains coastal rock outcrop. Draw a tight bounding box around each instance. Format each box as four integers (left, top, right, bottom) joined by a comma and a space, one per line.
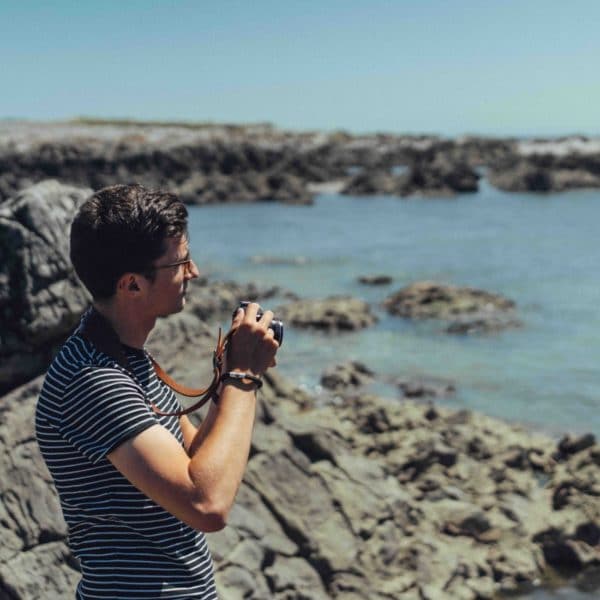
384, 281, 521, 334
176, 171, 314, 205
278, 296, 378, 331
488, 152, 600, 193
320, 361, 375, 391
341, 156, 480, 198
0, 181, 91, 393
3, 362, 599, 599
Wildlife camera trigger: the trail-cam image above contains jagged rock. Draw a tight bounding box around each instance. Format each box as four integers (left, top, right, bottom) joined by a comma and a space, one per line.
557, 433, 596, 457
176, 171, 313, 206
278, 296, 378, 331
384, 281, 520, 334
184, 277, 283, 323
320, 361, 374, 390
489, 157, 600, 193
341, 156, 479, 197
341, 170, 399, 195
2, 362, 600, 598
0, 181, 91, 392
396, 375, 456, 399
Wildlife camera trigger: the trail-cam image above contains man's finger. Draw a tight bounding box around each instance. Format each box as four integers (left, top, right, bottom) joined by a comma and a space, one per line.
258, 310, 274, 328
244, 302, 260, 323
231, 307, 244, 327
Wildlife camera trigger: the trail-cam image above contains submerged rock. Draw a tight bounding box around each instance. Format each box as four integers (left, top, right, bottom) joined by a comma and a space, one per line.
358, 274, 393, 285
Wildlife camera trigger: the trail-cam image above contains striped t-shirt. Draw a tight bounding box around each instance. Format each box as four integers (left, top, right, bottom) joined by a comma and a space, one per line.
35, 313, 217, 599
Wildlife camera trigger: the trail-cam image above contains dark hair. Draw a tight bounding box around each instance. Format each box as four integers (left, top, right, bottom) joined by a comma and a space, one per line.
70, 184, 188, 300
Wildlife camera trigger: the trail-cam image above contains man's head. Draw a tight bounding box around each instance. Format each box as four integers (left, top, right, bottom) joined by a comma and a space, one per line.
70, 184, 194, 309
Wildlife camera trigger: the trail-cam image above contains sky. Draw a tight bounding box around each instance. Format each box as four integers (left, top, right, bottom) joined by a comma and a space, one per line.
1, 0, 599, 137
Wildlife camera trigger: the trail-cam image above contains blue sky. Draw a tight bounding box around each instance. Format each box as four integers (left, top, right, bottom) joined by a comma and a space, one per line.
1, 0, 599, 136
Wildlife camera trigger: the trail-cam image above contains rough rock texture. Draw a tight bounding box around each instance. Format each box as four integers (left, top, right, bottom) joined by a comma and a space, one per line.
278, 296, 378, 331
0, 181, 91, 393
2, 122, 600, 205
177, 171, 314, 205
2, 360, 599, 599
395, 375, 456, 399
489, 154, 600, 193
320, 361, 375, 391
0, 376, 81, 600
384, 281, 521, 334
341, 157, 479, 198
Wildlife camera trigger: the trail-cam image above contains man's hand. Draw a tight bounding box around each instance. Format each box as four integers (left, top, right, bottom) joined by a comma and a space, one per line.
226, 302, 279, 375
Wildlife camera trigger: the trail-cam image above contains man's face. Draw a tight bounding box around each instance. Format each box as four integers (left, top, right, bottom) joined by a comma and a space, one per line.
147, 236, 199, 318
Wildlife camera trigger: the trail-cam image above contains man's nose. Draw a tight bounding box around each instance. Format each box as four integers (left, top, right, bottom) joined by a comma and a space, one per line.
186, 259, 200, 279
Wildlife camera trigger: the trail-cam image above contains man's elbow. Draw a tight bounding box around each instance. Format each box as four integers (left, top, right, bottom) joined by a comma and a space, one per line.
189, 498, 231, 532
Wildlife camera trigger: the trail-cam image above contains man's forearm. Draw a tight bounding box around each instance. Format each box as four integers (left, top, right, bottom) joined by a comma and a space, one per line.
186, 383, 258, 518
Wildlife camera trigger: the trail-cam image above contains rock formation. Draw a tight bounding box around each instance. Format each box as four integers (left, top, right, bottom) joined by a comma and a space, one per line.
384, 281, 521, 334
0, 181, 91, 393
278, 296, 378, 331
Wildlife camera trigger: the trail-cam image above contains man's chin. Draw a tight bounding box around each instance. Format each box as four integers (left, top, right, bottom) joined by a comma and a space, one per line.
156, 300, 186, 319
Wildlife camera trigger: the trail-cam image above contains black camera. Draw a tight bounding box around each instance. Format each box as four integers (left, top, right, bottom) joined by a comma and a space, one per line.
234, 301, 284, 346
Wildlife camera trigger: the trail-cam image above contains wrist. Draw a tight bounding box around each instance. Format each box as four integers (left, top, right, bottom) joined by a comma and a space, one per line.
219, 371, 263, 390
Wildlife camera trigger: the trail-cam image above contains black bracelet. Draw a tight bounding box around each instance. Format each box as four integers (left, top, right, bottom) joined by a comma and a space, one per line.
220, 371, 263, 389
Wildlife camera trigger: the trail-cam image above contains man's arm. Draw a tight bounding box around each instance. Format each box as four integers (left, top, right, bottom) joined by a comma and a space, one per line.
108, 303, 277, 532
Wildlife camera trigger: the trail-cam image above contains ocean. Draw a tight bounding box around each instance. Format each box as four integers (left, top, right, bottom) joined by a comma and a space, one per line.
188, 180, 600, 438
187, 181, 598, 597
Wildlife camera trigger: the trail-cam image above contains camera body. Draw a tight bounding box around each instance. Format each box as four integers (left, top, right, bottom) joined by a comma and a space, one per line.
235, 301, 284, 346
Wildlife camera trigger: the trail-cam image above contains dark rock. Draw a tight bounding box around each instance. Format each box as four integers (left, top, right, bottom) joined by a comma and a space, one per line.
0, 181, 91, 393
177, 171, 314, 205
557, 433, 596, 457
278, 296, 378, 331
341, 170, 399, 195
384, 281, 520, 334
396, 375, 456, 399
341, 155, 479, 198
489, 155, 600, 193
358, 274, 393, 285
320, 361, 375, 390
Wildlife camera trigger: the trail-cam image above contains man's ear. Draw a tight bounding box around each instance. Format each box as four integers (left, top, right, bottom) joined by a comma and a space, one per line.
117, 274, 141, 294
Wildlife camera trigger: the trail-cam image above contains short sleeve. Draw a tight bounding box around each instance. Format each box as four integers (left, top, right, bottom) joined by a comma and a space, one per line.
59, 366, 158, 464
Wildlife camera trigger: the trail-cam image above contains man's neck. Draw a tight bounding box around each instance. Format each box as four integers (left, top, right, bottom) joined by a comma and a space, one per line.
92, 301, 156, 349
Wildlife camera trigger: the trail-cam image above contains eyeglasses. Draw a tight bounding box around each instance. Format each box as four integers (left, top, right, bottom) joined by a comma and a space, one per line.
150, 258, 195, 275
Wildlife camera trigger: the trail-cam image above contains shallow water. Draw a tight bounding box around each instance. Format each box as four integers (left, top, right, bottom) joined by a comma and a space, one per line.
188, 181, 600, 437
187, 183, 599, 598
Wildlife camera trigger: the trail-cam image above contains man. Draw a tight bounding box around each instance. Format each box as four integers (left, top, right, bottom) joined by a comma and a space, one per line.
35, 184, 279, 599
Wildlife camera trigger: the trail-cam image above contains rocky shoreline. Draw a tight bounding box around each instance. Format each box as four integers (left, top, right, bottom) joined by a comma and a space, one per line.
1, 158, 599, 597
2, 121, 600, 204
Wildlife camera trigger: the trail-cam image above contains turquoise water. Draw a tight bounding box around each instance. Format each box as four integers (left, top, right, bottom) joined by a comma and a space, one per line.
187, 180, 600, 437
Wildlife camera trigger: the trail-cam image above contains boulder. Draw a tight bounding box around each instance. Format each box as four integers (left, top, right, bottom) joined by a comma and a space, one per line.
396, 375, 456, 399
320, 361, 375, 390
384, 281, 520, 334
0, 181, 91, 392
278, 296, 378, 331
176, 170, 314, 205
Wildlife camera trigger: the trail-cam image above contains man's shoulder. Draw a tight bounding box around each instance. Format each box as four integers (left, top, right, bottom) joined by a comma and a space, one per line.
42, 333, 124, 396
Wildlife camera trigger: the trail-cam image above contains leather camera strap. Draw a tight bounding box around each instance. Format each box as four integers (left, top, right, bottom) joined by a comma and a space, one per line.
148, 327, 234, 417
79, 306, 233, 418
